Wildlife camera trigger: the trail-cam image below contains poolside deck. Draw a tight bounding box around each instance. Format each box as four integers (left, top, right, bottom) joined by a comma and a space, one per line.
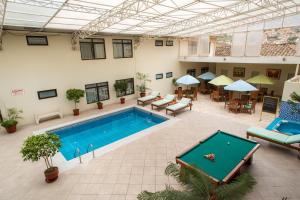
0, 94, 299, 200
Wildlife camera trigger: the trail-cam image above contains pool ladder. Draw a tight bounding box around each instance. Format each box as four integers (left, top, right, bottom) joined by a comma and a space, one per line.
74, 147, 82, 164
87, 144, 95, 158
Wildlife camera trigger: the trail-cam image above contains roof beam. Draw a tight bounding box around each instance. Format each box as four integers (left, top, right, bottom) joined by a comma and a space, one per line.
7, 0, 109, 15
146, 0, 293, 36
0, 0, 7, 50
183, 4, 300, 36
73, 0, 166, 39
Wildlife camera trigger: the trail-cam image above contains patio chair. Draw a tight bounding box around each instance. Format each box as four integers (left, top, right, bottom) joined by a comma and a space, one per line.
211, 90, 222, 102
242, 100, 256, 114
247, 127, 300, 158
151, 94, 176, 110
166, 98, 192, 116
250, 91, 259, 101
228, 99, 240, 113
137, 91, 160, 106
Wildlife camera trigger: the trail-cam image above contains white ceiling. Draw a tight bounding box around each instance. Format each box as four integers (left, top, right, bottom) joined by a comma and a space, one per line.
2, 0, 300, 38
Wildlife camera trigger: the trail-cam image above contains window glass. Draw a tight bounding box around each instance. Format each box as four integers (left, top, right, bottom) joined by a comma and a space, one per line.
85, 82, 109, 103
113, 39, 133, 58
80, 38, 106, 60
80, 43, 93, 60
94, 43, 105, 59
115, 78, 134, 97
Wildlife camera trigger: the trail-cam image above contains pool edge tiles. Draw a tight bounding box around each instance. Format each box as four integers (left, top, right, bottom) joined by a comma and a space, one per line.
52, 107, 168, 161
33, 106, 176, 171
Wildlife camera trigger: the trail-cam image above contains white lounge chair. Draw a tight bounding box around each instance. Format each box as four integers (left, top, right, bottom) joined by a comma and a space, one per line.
137, 91, 160, 106
151, 94, 175, 110
166, 98, 192, 116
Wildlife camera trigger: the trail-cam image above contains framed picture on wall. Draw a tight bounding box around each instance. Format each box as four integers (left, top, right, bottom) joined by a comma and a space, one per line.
233, 67, 245, 77
155, 40, 163, 46
166, 40, 173, 46
156, 73, 163, 80
166, 72, 173, 78
37, 89, 57, 100
266, 69, 281, 79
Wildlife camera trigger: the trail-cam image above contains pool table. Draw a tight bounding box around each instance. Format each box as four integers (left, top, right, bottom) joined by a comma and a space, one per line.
176, 130, 260, 184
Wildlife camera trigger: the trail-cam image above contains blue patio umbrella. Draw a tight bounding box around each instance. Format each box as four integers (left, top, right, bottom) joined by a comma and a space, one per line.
176, 75, 200, 85
224, 80, 258, 92
197, 72, 216, 80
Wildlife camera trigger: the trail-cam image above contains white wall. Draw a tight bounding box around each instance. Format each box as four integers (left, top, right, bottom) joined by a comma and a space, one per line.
0, 32, 184, 125
215, 63, 297, 95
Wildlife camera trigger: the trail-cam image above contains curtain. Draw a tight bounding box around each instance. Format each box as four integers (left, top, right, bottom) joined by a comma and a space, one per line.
94, 43, 105, 59
80, 43, 93, 59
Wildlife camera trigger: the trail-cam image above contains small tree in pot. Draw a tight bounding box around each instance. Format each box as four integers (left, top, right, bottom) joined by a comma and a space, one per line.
96, 101, 103, 109
66, 89, 85, 116
136, 72, 151, 97
114, 81, 128, 104
20, 133, 61, 183
1, 108, 22, 133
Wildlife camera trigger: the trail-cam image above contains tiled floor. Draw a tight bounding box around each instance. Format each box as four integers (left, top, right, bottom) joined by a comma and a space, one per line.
0, 95, 300, 200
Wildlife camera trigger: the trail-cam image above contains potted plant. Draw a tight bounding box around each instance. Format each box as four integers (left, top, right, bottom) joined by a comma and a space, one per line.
97, 101, 103, 109
20, 133, 61, 183
136, 72, 151, 97
138, 162, 256, 200
114, 81, 128, 104
1, 108, 22, 133
66, 88, 85, 116
172, 78, 179, 94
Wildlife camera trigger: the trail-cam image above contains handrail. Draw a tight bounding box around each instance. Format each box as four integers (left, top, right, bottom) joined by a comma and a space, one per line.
87, 144, 95, 158
74, 147, 82, 163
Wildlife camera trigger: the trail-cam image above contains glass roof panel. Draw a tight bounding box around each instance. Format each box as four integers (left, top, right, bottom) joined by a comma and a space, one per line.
46, 23, 83, 30
55, 10, 100, 20
50, 17, 89, 26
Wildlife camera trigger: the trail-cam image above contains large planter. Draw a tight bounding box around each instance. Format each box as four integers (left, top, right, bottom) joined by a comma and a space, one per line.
174, 90, 178, 95
73, 109, 80, 116
140, 92, 146, 97
5, 124, 17, 134
44, 167, 59, 183
120, 98, 125, 104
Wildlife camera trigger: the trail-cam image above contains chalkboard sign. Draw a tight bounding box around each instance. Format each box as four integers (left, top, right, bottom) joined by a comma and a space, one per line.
262, 96, 279, 114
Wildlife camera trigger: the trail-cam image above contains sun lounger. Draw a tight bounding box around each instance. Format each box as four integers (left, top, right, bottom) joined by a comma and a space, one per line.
151, 94, 175, 110
247, 127, 300, 158
166, 98, 192, 116
137, 91, 160, 106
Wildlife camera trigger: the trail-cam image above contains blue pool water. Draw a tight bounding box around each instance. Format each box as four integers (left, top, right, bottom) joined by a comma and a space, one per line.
266, 118, 300, 135
52, 107, 167, 161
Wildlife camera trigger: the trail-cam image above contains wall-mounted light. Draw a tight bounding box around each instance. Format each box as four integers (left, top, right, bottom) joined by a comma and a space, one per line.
223, 57, 226, 61
282, 57, 286, 62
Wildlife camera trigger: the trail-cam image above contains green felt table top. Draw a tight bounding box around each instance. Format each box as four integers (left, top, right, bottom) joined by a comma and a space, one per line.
177, 131, 258, 182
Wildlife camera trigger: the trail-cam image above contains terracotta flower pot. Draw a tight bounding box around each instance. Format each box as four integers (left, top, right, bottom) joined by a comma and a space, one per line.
97, 103, 103, 109
140, 92, 146, 97
73, 109, 79, 116
5, 124, 17, 134
44, 167, 59, 183
120, 98, 125, 104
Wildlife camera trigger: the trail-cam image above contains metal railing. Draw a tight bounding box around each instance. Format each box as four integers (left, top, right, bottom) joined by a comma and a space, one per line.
74, 147, 82, 163
87, 144, 95, 158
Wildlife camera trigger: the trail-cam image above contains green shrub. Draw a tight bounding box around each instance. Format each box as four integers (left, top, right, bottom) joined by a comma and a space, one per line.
66, 88, 85, 109
20, 133, 61, 170
114, 81, 128, 97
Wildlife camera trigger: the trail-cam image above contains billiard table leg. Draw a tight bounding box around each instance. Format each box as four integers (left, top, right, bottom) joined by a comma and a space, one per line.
245, 156, 253, 165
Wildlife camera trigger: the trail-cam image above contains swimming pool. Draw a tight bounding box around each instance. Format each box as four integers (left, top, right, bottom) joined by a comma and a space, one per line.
52, 107, 168, 161
267, 118, 300, 135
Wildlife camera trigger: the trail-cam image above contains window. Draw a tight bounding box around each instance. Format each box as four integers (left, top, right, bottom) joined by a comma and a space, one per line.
115, 78, 134, 97
112, 39, 133, 58
166, 72, 173, 78
37, 89, 57, 100
187, 69, 196, 77
188, 40, 197, 55
156, 73, 163, 80
85, 82, 109, 104
80, 38, 106, 60
26, 36, 48, 45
